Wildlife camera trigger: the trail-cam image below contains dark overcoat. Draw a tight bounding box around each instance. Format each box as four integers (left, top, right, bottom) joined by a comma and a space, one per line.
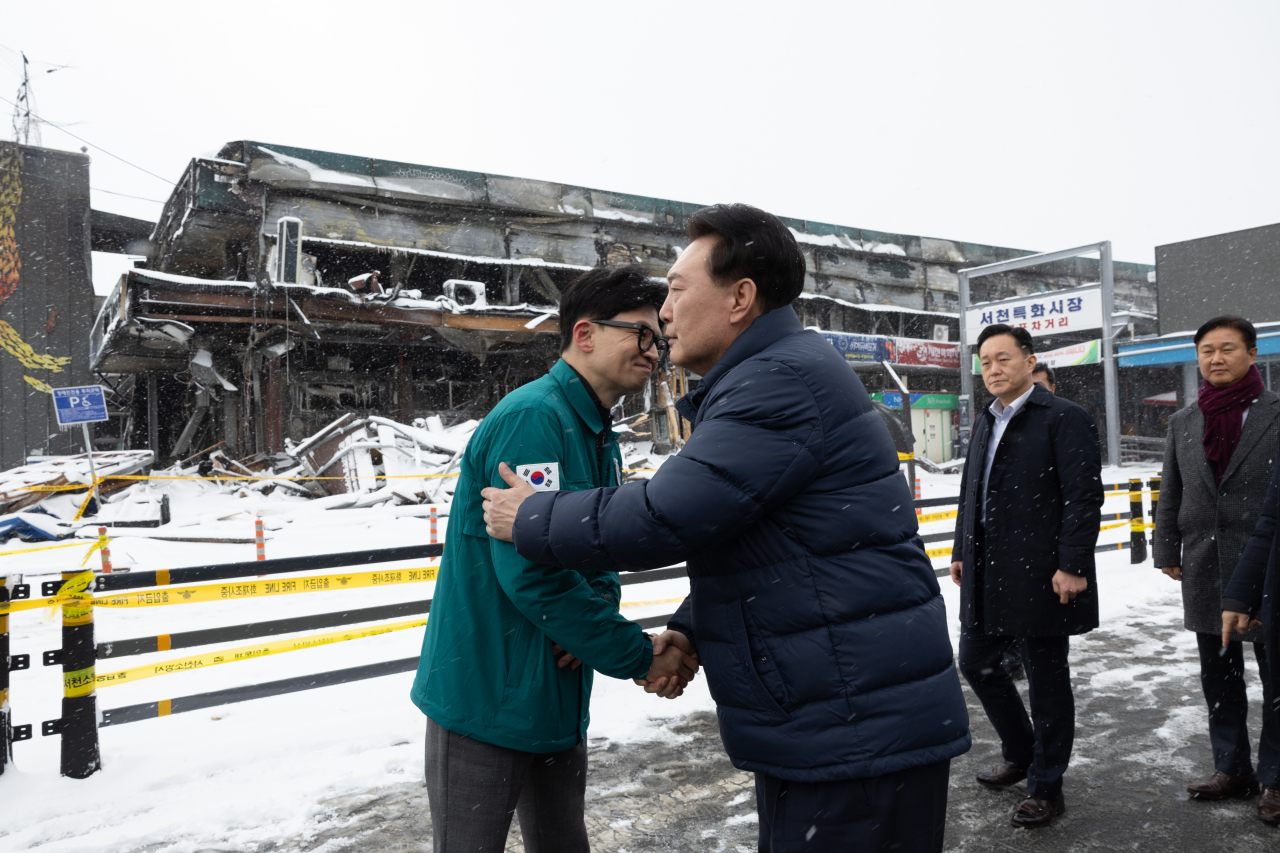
1223, 434, 1280, 698
512, 306, 971, 783
1154, 390, 1280, 638
950, 384, 1104, 636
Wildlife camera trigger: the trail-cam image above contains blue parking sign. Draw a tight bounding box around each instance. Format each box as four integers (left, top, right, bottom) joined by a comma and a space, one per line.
53, 385, 109, 426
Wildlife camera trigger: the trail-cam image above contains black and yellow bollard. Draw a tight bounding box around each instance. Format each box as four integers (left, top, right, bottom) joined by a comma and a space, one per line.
1, 576, 9, 774
1148, 476, 1160, 553
53, 570, 101, 778
1129, 478, 1147, 564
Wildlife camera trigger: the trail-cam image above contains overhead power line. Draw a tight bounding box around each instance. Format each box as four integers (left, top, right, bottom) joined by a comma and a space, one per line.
91, 186, 167, 204
0, 92, 173, 186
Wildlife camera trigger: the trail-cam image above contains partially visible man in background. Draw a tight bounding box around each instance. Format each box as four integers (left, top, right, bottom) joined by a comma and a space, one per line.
1155, 316, 1280, 814
951, 323, 1103, 829
1032, 363, 1056, 394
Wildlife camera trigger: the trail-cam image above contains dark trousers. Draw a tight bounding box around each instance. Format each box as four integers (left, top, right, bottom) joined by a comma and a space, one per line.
1195, 633, 1280, 787
755, 760, 950, 852
959, 623, 1074, 800
424, 717, 589, 853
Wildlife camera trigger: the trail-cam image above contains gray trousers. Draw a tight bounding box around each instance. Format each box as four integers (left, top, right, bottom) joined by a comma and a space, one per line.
424, 717, 590, 853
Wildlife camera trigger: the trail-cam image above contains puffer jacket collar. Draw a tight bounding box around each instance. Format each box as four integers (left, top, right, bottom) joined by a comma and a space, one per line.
675, 305, 803, 424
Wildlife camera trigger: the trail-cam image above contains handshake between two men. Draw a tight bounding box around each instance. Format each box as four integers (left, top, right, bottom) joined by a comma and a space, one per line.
553, 630, 700, 698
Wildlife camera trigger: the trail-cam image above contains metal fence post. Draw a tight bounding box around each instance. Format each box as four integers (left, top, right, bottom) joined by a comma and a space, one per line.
1129, 479, 1147, 564
57, 569, 101, 778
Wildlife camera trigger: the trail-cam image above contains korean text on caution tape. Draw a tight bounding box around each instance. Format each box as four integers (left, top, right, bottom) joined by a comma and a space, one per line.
95, 618, 431, 688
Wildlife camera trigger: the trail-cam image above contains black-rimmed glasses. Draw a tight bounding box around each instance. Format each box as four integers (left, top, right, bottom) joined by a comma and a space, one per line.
590, 320, 669, 355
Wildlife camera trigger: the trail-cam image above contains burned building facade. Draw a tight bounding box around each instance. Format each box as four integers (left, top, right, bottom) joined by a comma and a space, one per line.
88, 141, 1158, 462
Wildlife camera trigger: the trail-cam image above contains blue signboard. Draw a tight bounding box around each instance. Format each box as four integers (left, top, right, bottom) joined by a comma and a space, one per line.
53, 385, 109, 426
819, 331, 896, 363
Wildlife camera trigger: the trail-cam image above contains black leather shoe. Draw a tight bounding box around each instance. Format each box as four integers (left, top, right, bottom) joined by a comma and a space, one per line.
1011, 794, 1065, 828
1187, 770, 1260, 800
1258, 786, 1280, 825
976, 760, 1029, 789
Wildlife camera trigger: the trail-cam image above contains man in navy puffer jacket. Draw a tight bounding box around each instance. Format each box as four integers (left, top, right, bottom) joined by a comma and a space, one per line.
483, 203, 970, 851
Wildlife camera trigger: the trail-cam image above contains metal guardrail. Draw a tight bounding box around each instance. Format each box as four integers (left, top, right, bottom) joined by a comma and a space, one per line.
4, 481, 1159, 776
1120, 435, 1166, 463
1, 544, 690, 776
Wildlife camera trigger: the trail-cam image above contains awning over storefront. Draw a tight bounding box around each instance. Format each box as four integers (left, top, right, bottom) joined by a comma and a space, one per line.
1119, 326, 1280, 367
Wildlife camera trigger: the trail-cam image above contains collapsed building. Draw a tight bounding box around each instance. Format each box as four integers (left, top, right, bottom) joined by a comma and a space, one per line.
81, 141, 1157, 464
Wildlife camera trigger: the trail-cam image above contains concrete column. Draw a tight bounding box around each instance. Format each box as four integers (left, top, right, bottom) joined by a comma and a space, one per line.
1182, 362, 1199, 406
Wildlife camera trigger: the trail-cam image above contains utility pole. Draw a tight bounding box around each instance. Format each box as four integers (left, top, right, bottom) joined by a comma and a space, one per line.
11, 52, 40, 147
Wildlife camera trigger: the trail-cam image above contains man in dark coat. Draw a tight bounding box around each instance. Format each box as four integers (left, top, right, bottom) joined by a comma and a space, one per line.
1155, 315, 1280, 814
950, 323, 1103, 829
1223, 433, 1280, 825
483, 203, 971, 852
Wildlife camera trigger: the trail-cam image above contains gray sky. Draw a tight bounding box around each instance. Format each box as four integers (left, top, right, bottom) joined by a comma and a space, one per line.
4, 1, 1277, 265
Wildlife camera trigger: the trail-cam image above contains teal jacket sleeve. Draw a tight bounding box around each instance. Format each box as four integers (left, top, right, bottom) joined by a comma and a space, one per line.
484, 409, 653, 681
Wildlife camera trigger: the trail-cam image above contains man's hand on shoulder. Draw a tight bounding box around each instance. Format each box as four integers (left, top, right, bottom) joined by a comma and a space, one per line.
1052, 570, 1087, 605
481, 462, 535, 542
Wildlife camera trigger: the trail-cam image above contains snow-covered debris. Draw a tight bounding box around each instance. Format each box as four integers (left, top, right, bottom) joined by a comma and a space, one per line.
0, 451, 154, 515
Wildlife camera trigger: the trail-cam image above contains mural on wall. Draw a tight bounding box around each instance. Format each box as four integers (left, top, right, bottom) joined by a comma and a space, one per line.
0, 143, 71, 393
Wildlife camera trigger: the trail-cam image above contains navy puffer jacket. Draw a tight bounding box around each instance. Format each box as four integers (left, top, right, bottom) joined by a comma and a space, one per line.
513, 306, 970, 782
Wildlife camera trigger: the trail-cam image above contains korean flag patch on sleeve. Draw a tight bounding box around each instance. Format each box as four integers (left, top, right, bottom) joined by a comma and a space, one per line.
517, 462, 560, 492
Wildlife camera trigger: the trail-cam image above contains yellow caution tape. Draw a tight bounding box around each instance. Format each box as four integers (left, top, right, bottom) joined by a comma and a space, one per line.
65, 666, 96, 698
0, 540, 100, 558
1101, 519, 1154, 532
619, 595, 686, 610
2, 565, 440, 616
897, 453, 914, 461
72, 489, 96, 522
91, 566, 440, 609
19, 475, 445, 490
22, 480, 105, 492
79, 538, 107, 568
926, 546, 953, 559
95, 617, 431, 688
45, 571, 95, 623
95, 595, 690, 690
918, 509, 959, 524
21, 468, 665, 489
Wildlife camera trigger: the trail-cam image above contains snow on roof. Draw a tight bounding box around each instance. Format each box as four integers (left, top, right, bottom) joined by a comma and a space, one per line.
303, 236, 594, 272
132, 268, 255, 288
798, 291, 958, 318
788, 228, 907, 256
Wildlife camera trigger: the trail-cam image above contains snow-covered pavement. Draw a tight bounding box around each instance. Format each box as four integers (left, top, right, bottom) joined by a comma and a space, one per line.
4, 464, 1254, 852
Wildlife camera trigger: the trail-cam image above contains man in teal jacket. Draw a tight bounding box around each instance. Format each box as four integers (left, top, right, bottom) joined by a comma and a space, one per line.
411, 265, 698, 852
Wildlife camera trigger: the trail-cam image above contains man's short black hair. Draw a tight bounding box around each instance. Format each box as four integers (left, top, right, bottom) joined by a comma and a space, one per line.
1194, 316, 1257, 350
1032, 363, 1056, 385
558, 265, 666, 352
686, 203, 806, 312
975, 323, 1035, 356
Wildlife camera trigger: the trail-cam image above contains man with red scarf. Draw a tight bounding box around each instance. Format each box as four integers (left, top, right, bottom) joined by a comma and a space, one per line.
1155, 316, 1280, 823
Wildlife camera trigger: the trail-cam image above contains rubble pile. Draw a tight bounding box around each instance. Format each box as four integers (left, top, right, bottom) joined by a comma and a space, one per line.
0, 416, 480, 544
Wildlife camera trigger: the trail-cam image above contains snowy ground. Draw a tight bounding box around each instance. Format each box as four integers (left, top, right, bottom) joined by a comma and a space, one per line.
5, 462, 1265, 852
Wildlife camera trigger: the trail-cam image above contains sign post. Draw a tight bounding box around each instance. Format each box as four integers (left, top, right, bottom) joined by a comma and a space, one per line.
958, 243, 1119, 467
51, 386, 110, 515
46, 386, 110, 779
